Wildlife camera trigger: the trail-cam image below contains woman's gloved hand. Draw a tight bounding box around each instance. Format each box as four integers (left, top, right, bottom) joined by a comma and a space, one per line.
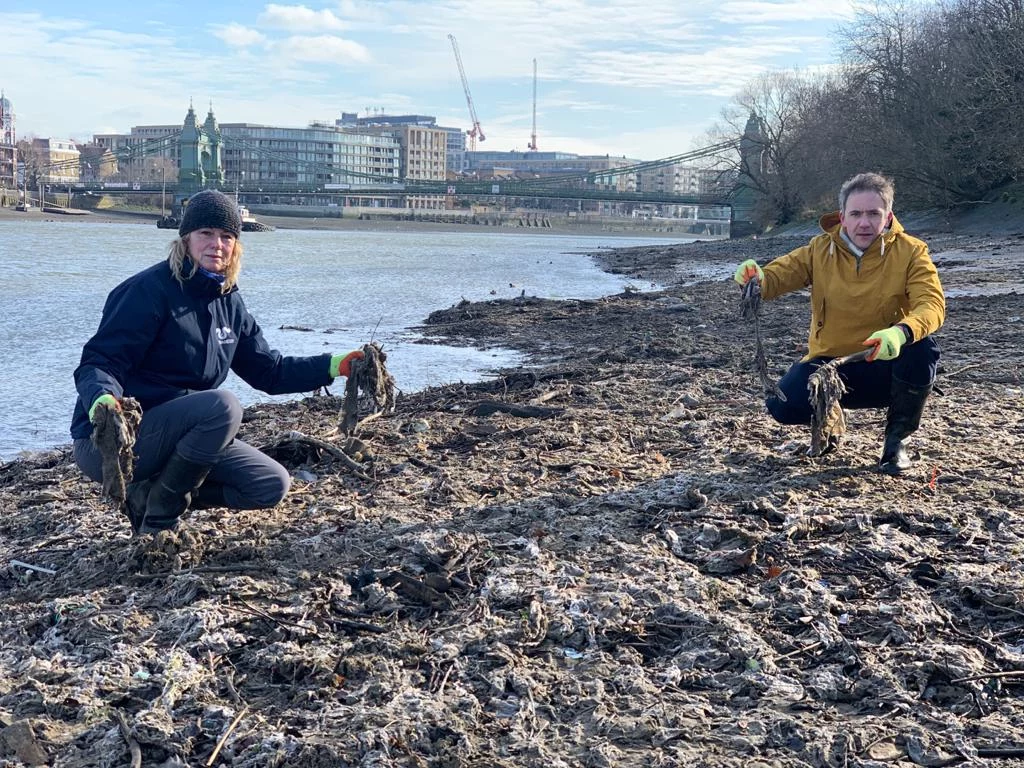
330, 349, 365, 378
863, 327, 906, 361
733, 259, 764, 286
88, 393, 121, 422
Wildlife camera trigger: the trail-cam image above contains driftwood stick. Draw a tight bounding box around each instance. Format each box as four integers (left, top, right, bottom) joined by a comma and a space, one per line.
224, 671, 244, 706
112, 709, 142, 768
206, 706, 249, 767
9, 559, 57, 575
266, 433, 373, 482
471, 400, 564, 418
951, 669, 1024, 684
943, 362, 984, 379
976, 747, 1024, 758
228, 595, 319, 635
775, 641, 823, 661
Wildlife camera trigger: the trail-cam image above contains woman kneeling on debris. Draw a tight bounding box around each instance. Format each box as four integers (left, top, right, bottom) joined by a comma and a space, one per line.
70, 189, 364, 535
733, 172, 945, 474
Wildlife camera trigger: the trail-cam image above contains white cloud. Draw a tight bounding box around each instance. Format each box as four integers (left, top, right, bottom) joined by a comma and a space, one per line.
715, 0, 856, 22
260, 3, 349, 31
273, 35, 371, 64
0, 2, 851, 159
212, 23, 267, 47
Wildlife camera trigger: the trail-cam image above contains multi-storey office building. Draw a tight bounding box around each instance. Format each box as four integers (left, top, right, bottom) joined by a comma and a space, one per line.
94, 109, 403, 200
222, 123, 401, 189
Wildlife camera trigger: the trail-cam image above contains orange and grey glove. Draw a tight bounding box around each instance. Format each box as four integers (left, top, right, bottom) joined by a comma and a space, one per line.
330, 349, 365, 378
733, 259, 764, 286
88, 393, 120, 422
863, 327, 906, 361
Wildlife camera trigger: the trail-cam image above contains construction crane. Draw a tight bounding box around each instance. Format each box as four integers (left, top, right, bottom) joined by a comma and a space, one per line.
448, 34, 485, 151
527, 58, 538, 151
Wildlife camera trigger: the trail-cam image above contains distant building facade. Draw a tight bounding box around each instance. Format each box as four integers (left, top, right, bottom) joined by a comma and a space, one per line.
92, 107, 403, 194
222, 122, 401, 189
337, 112, 449, 208
636, 164, 717, 196
32, 138, 80, 183
77, 144, 119, 181
463, 150, 639, 192
0, 92, 16, 194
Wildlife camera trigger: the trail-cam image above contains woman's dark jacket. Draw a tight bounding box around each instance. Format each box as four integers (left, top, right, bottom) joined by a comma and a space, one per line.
71, 259, 332, 439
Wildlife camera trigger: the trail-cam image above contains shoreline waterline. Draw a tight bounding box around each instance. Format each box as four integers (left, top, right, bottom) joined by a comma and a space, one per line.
0, 220, 708, 461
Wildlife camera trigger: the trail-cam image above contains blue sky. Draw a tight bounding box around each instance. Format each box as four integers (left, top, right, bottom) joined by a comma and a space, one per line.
1, 1, 857, 160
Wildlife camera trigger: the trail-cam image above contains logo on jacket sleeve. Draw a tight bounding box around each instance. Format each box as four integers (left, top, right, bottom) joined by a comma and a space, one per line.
215, 326, 236, 345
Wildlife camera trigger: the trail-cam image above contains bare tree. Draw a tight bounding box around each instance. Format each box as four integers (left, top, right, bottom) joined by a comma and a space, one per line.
708, 70, 821, 226
703, 0, 1023, 228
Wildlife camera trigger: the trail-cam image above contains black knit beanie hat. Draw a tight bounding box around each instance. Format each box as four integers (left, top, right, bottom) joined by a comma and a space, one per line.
179, 190, 242, 238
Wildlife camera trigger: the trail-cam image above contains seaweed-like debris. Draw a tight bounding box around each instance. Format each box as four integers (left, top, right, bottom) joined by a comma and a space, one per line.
807, 349, 870, 456
739, 278, 786, 402
340, 343, 397, 435
90, 397, 143, 503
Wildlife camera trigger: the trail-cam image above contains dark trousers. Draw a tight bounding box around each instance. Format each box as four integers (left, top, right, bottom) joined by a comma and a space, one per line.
766, 336, 941, 425
74, 390, 290, 510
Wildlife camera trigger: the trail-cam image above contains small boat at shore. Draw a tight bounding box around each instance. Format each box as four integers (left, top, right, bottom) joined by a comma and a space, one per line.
238, 203, 274, 232
154, 203, 273, 232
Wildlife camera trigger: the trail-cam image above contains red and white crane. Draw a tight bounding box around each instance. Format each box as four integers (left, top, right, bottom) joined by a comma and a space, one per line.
448, 34, 485, 151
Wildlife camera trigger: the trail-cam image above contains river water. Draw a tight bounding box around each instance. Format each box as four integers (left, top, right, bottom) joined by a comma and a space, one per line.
0, 220, 706, 460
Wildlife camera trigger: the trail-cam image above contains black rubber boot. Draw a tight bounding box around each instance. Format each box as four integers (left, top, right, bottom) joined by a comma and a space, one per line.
136, 452, 213, 534
879, 380, 932, 475
124, 479, 154, 535
191, 481, 228, 511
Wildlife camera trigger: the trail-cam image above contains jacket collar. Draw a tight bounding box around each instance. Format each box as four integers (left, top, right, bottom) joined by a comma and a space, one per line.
182, 258, 236, 298
819, 210, 904, 259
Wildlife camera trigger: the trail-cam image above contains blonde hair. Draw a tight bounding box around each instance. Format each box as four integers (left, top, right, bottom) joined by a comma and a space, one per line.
167, 235, 243, 292
839, 172, 895, 213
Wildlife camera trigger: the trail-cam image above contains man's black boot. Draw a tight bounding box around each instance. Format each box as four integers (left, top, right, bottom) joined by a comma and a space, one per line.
136, 452, 213, 534
879, 379, 932, 476
191, 481, 228, 511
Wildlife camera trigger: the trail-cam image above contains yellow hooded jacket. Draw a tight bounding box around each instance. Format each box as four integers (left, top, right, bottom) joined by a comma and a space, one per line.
760, 212, 945, 361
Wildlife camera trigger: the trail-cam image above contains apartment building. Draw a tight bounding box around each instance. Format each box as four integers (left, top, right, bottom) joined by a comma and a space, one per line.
636, 164, 717, 196
337, 113, 454, 207
32, 138, 80, 183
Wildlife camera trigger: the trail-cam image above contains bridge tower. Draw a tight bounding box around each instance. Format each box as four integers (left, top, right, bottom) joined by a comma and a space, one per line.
730, 112, 766, 238
177, 103, 224, 191
203, 106, 225, 185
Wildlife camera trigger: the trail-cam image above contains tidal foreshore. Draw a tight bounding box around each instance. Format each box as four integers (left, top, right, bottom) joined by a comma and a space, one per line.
1, 211, 1023, 766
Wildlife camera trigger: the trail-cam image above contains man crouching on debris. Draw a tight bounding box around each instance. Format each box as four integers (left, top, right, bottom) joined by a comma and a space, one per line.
733, 172, 945, 474
70, 189, 365, 535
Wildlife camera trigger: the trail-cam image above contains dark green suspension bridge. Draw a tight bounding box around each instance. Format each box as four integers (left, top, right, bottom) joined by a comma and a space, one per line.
31, 132, 760, 230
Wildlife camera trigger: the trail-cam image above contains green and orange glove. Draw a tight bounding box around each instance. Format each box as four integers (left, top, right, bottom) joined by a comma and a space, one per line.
863, 327, 906, 361
88, 393, 120, 422
330, 349, 365, 379
733, 259, 764, 286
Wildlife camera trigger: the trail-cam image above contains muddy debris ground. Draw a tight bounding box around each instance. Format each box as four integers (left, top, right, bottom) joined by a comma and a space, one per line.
2, 228, 1024, 767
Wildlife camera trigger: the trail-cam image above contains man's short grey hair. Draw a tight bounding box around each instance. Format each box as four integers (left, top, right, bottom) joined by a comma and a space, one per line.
839, 172, 895, 213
